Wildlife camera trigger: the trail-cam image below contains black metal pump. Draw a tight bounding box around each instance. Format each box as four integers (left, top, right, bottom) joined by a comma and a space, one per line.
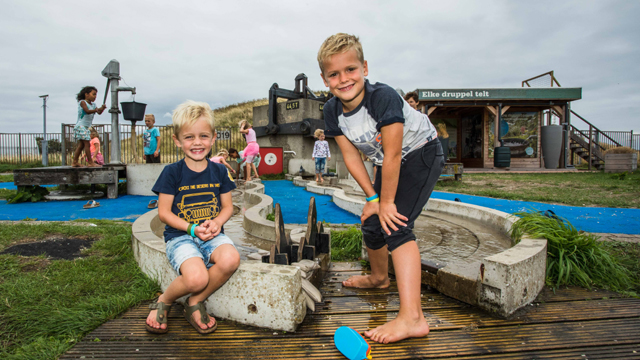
254, 73, 331, 137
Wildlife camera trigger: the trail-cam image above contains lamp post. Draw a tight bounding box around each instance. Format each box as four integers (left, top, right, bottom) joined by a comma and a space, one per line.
39, 94, 49, 166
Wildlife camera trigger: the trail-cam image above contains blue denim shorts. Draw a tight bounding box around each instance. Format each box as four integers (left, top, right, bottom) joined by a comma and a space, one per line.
315, 157, 326, 174
165, 233, 236, 275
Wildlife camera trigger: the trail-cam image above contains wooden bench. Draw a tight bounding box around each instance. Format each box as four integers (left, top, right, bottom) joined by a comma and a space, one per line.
441, 162, 464, 181
13, 165, 126, 199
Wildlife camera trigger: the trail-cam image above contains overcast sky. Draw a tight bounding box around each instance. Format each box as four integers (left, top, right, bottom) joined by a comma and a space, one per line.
1, 0, 638, 135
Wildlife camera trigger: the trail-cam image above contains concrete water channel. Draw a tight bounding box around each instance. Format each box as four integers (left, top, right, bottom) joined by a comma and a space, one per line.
132, 176, 547, 333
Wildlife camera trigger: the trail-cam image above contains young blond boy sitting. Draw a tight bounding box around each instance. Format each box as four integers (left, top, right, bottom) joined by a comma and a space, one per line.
146, 100, 240, 334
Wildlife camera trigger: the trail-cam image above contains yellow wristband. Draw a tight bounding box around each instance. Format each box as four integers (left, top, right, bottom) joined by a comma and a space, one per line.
369, 198, 379, 202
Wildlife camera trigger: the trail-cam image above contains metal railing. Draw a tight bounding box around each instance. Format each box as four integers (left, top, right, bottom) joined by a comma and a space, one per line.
1, 125, 245, 166
0, 133, 64, 165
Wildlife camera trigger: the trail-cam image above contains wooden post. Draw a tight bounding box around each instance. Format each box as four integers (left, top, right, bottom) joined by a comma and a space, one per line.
104, 133, 110, 164
18, 133, 22, 165
61, 123, 66, 166
587, 124, 593, 170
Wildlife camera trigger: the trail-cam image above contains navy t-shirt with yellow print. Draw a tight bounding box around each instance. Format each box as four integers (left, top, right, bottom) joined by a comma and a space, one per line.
152, 159, 236, 242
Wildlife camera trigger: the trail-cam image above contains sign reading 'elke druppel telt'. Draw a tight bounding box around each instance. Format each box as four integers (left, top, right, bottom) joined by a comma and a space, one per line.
418, 88, 582, 101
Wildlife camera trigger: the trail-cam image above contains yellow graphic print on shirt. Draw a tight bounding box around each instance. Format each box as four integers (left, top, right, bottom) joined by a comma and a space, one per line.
176, 192, 220, 223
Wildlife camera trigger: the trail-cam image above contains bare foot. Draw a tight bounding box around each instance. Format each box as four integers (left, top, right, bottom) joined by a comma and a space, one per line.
71, 162, 85, 168
365, 316, 430, 344
188, 299, 216, 330
146, 295, 170, 332
342, 275, 390, 289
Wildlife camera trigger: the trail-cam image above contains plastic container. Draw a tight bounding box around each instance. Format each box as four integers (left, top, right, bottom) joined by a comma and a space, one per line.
120, 101, 147, 121
334, 326, 372, 360
494, 146, 511, 168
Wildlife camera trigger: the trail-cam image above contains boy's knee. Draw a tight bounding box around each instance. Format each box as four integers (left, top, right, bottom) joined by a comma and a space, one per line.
216, 249, 240, 274
182, 271, 209, 292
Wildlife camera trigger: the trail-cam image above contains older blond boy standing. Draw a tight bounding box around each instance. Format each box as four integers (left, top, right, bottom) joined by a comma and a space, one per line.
318, 33, 444, 344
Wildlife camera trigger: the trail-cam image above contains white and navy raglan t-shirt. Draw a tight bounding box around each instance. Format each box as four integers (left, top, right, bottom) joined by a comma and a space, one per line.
323, 80, 437, 166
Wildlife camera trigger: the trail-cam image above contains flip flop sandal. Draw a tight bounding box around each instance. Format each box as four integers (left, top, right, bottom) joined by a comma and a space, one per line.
83, 200, 100, 209
145, 298, 172, 334
148, 199, 158, 209
183, 297, 217, 334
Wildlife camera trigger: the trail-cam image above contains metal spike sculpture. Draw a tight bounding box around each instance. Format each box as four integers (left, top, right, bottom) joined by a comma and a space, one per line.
263, 197, 330, 265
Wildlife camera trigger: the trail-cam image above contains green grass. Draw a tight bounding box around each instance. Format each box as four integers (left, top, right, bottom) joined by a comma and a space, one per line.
0, 188, 16, 200
0, 174, 13, 182
435, 171, 640, 208
0, 221, 160, 360
331, 226, 363, 261
510, 211, 637, 295
260, 173, 286, 181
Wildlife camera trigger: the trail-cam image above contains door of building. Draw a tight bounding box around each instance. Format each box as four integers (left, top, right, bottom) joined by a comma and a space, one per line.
459, 112, 483, 168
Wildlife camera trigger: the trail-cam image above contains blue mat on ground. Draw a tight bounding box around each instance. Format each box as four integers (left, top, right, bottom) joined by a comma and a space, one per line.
1, 180, 638, 234
0, 195, 155, 222
429, 192, 640, 235
264, 180, 360, 225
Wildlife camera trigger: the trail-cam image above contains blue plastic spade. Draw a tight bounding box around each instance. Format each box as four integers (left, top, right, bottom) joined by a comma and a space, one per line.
334, 326, 372, 360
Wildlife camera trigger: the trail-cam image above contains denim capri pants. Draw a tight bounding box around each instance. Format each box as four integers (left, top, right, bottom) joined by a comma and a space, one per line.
165, 233, 236, 275
315, 157, 326, 174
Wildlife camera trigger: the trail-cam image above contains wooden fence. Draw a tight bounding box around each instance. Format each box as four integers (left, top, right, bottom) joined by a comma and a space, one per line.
1, 124, 245, 165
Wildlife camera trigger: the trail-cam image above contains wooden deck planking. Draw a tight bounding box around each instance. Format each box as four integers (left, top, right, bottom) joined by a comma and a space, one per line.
61, 262, 640, 359
62, 318, 640, 359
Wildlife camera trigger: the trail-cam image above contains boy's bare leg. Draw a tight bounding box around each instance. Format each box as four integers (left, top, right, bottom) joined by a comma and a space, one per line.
187, 244, 240, 330
146, 257, 209, 331
342, 245, 390, 289
364, 241, 429, 344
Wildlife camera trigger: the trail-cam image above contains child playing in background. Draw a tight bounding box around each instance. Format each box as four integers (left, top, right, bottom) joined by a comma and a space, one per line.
312, 129, 331, 183
147, 100, 240, 335
72, 86, 106, 167
228, 148, 260, 180
89, 128, 104, 165
210, 149, 237, 175
144, 114, 161, 163
404, 91, 420, 111
238, 120, 260, 180
318, 33, 443, 344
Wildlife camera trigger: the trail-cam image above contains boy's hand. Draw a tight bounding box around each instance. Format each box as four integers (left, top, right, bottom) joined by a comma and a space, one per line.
200, 219, 223, 238
361, 201, 379, 224
194, 224, 214, 241
378, 202, 408, 235
154, 150, 159, 157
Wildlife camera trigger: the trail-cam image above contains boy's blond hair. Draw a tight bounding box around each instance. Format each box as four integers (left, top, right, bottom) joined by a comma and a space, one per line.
317, 33, 364, 74
145, 114, 155, 121
314, 129, 324, 138
171, 100, 215, 137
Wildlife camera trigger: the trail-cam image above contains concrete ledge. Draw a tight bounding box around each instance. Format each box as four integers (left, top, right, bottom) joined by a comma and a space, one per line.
126, 163, 167, 196
132, 207, 307, 332
241, 180, 300, 241
294, 177, 547, 317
